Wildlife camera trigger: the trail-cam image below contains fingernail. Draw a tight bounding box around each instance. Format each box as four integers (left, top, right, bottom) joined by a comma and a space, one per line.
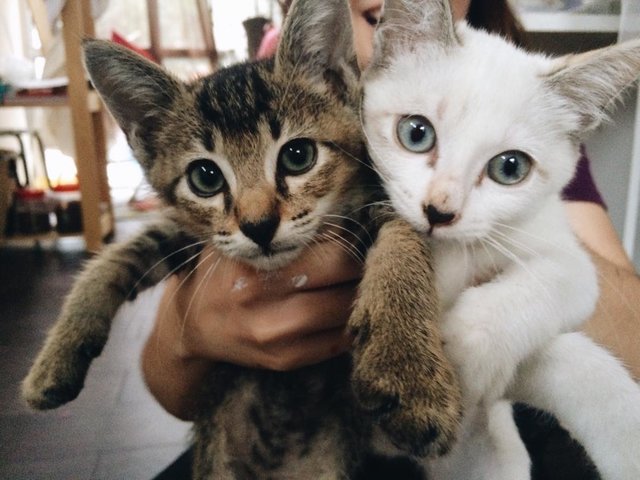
291, 274, 308, 288
232, 277, 248, 291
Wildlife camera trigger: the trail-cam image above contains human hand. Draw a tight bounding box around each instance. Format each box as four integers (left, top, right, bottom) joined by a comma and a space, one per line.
167, 241, 362, 370
142, 240, 362, 418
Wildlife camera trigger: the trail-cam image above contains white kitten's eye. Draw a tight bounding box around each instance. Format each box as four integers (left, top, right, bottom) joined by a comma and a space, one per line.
278, 138, 317, 176
396, 115, 436, 153
486, 151, 533, 186
186, 159, 226, 197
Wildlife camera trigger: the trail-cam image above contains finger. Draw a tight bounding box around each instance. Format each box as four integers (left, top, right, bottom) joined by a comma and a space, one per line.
175, 240, 363, 305
254, 327, 354, 371
240, 281, 357, 348
285, 238, 364, 290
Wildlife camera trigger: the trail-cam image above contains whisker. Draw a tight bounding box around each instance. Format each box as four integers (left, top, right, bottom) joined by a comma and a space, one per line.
494, 221, 639, 318
306, 236, 330, 265
179, 254, 223, 345
491, 227, 542, 258
318, 231, 366, 265
128, 238, 211, 298
483, 235, 553, 302
152, 248, 210, 357
326, 140, 380, 177
322, 215, 373, 246
349, 199, 394, 215
322, 220, 369, 250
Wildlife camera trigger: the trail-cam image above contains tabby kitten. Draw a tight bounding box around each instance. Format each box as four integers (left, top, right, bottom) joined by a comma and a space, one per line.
22, 0, 462, 477
361, 0, 640, 478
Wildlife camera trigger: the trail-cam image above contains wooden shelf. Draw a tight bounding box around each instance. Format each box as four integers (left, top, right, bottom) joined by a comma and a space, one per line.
1, 90, 102, 112
519, 12, 620, 33
0, 0, 114, 252
2, 229, 81, 246
1, 209, 113, 246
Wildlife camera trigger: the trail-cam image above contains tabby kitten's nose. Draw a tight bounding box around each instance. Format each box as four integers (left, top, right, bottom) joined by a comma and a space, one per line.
240, 216, 280, 249
424, 204, 456, 227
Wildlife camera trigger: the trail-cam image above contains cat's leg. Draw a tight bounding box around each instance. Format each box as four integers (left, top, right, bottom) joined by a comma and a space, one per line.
349, 216, 462, 457
426, 402, 531, 480
510, 331, 640, 480
22, 219, 201, 409
441, 232, 598, 407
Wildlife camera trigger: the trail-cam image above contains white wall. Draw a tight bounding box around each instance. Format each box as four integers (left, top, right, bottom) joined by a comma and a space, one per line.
585, 87, 640, 269
0, 0, 29, 136
211, 0, 282, 63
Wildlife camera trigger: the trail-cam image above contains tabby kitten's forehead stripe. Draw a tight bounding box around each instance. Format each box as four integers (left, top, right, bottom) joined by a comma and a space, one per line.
196, 62, 280, 144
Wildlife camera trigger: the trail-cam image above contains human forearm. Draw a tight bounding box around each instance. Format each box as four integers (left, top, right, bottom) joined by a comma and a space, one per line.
563, 201, 640, 380
141, 287, 211, 421
583, 251, 640, 380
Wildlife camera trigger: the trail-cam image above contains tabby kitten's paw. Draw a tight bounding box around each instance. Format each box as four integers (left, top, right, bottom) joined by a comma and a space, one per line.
22, 338, 104, 410
350, 317, 462, 458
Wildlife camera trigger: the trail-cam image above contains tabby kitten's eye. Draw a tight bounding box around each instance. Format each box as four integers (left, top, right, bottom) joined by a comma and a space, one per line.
396, 115, 436, 153
186, 159, 225, 197
486, 151, 533, 186
278, 138, 317, 175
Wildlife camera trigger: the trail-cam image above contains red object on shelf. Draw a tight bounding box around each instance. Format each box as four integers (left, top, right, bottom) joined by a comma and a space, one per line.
51, 183, 80, 193
14, 187, 46, 200
111, 31, 158, 63
9, 188, 53, 235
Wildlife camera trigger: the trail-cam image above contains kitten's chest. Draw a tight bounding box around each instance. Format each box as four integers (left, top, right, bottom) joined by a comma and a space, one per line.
432, 203, 566, 310
195, 358, 361, 478
433, 240, 511, 309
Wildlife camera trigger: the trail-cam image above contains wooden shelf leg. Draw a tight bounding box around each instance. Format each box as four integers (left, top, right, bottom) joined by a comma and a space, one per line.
61, 0, 113, 251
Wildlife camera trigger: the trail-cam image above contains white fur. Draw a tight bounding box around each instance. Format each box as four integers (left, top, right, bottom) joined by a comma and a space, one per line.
363, 17, 640, 480
513, 332, 640, 480
427, 401, 531, 480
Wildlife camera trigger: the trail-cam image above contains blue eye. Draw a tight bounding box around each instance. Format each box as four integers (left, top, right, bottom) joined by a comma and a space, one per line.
486, 151, 533, 185
186, 159, 225, 197
278, 138, 317, 175
396, 115, 436, 153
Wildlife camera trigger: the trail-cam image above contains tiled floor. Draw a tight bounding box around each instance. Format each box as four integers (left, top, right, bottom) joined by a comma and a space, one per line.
0, 218, 191, 480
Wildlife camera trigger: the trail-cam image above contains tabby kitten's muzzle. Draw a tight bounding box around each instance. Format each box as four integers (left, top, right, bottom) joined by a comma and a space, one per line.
239, 215, 280, 250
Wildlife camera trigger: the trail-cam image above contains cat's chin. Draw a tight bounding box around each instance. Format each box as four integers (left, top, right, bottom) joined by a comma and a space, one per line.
429, 229, 485, 244
239, 248, 303, 271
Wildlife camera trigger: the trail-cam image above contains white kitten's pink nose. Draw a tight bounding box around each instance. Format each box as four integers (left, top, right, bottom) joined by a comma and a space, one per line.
424, 204, 457, 228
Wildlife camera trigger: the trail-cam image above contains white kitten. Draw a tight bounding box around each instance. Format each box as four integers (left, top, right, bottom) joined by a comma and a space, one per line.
361, 0, 640, 478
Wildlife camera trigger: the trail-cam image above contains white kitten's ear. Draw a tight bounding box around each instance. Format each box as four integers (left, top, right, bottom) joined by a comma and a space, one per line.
369, 0, 459, 71
546, 39, 640, 136
83, 39, 183, 137
275, 0, 358, 86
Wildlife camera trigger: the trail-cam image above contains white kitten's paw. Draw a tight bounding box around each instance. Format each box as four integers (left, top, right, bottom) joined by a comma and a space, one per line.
442, 304, 515, 404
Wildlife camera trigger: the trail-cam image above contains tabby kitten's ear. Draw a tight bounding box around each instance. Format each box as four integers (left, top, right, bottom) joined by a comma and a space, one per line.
275, 0, 358, 87
547, 39, 640, 137
368, 0, 459, 72
83, 39, 183, 141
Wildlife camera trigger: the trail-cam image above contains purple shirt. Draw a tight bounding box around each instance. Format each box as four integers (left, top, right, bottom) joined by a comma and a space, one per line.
561, 146, 606, 208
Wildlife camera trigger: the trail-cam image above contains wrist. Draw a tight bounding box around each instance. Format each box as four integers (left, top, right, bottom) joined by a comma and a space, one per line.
141, 282, 214, 420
